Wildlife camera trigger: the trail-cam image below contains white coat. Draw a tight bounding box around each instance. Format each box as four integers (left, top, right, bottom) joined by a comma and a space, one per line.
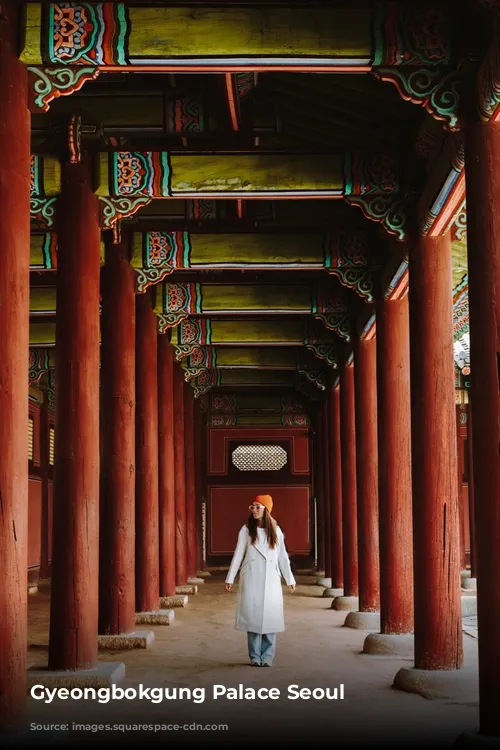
226, 523, 296, 634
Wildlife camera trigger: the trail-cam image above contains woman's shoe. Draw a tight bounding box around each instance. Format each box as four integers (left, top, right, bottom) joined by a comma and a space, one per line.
250, 660, 261, 667
261, 662, 272, 667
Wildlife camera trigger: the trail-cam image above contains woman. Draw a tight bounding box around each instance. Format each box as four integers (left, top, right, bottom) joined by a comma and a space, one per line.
225, 494, 296, 667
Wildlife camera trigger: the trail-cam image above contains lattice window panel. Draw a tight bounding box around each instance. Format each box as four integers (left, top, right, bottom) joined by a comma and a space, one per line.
28, 417, 34, 462
232, 444, 287, 472
49, 426, 55, 466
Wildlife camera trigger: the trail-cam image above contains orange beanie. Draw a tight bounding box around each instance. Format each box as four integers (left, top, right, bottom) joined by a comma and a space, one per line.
254, 494, 273, 514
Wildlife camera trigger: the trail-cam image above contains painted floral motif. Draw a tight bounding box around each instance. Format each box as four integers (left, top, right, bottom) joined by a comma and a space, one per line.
166, 283, 188, 312
167, 96, 204, 134
29, 349, 50, 385
280, 397, 305, 413
116, 153, 149, 196
404, 9, 449, 64
281, 414, 308, 427
210, 415, 237, 427
48, 3, 127, 66
148, 233, 175, 266
190, 347, 206, 367
53, 4, 93, 62
211, 395, 237, 412
338, 232, 365, 266
180, 319, 203, 344
364, 153, 398, 194
187, 200, 218, 221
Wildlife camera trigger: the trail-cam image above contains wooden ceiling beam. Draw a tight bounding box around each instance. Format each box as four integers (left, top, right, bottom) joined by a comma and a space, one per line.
264, 77, 406, 136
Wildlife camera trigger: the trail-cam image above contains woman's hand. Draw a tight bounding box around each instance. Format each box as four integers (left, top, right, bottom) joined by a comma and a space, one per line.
289, 585, 296, 593
225, 583, 233, 592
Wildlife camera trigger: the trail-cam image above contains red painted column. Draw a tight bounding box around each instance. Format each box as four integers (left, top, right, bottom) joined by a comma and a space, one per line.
466, 405, 476, 579
98, 241, 136, 635
184, 385, 197, 578
135, 293, 160, 613
39, 396, 50, 581
376, 295, 413, 634
465, 117, 500, 734
339, 363, 358, 597
354, 337, 380, 613
0, 0, 30, 728
315, 411, 325, 573
321, 401, 332, 579
173, 364, 188, 586
158, 335, 177, 597
328, 385, 343, 590
48, 156, 100, 670
408, 232, 462, 670
193, 401, 205, 572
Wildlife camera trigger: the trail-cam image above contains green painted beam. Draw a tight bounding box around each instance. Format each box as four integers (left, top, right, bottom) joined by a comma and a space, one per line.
23, 4, 450, 72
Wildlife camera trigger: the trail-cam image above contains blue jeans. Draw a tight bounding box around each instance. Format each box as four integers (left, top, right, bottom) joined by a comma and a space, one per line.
247, 632, 276, 665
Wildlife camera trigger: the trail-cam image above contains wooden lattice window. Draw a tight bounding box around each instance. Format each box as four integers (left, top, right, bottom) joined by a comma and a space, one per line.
232, 444, 287, 472
28, 417, 34, 462
49, 426, 55, 466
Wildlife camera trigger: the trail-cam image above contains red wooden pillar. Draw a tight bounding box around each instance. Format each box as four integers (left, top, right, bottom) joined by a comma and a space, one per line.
193, 400, 205, 572
376, 295, 413, 634
315, 410, 325, 573
48, 156, 100, 670
98, 241, 136, 635
135, 293, 160, 613
339, 363, 358, 597
408, 232, 462, 671
173, 364, 188, 585
0, 0, 30, 728
184, 384, 198, 578
39, 396, 50, 580
465, 117, 500, 734
158, 335, 177, 597
456, 405, 467, 570
328, 385, 343, 590
354, 337, 380, 613
321, 400, 332, 580
466, 404, 476, 579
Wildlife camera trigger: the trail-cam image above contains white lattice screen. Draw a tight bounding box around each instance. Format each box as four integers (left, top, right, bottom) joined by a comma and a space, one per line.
231, 444, 287, 472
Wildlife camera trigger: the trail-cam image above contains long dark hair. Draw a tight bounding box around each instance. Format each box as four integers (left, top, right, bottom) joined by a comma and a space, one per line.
247, 508, 278, 549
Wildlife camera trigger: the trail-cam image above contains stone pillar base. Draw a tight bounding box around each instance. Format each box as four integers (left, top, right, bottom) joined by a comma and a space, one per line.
362, 632, 414, 657
344, 611, 380, 630
462, 577, 477, 591
176, 584, 198, 595
462, 595, 477, 616
393, 665, 478, 701
323, 587, 344, 598
187, 577, 205, 585
196, 570, 211, 577
135, 609, 175, 626
316, 577, 332, 587
160, 595, 188, 608
98, 631, 154, 650
27, 662, 125, 689
454, 732, 500, 747
331, 595, 359, 611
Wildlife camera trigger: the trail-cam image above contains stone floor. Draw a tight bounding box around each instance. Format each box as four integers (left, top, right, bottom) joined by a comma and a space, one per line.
462, 615, 478, 639
6, 574, 482, 748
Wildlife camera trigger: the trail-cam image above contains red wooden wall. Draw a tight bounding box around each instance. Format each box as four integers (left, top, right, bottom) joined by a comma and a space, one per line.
28, 395, 54, 584
206, 426, 312, 563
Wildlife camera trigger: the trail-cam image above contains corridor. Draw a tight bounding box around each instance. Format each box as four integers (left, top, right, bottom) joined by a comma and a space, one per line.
22, 574, 479, 748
